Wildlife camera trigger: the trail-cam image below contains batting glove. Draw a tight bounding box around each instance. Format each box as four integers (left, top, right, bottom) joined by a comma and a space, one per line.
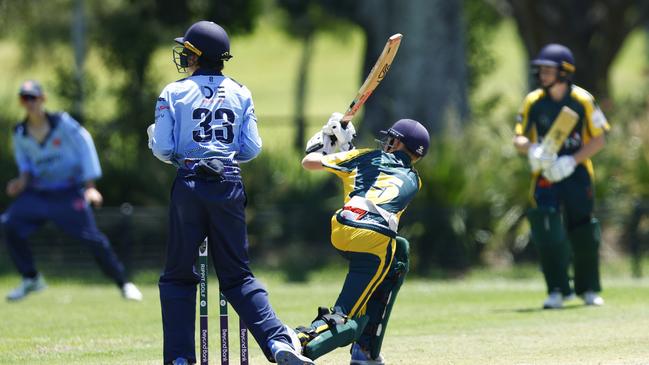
543, 155, 577, 182
528, 143, 556, 173
305, 130, 337, 155
323, 112, 356, 152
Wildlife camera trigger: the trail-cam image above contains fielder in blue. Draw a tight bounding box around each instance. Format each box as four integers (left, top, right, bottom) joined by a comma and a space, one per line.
2, 80, 142, 302
149, 21, 312, 365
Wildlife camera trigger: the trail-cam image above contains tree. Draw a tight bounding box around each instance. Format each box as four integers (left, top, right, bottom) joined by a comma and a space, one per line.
320, 0, 469, 135
503, 0, 649, 98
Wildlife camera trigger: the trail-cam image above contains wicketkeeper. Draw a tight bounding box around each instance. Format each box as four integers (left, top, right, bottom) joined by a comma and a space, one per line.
298, 114, 430, 364
513, 43, 610, 309
149, 20, 311, 365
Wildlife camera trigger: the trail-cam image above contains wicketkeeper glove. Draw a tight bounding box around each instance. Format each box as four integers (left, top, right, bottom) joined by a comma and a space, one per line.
195, 159, 226, 181
147, 123, 155, 149
527, 143, 556, 173
542, 155, 577, 182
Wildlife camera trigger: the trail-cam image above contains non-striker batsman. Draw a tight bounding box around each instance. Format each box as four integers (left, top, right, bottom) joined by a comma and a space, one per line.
513, 43, 610, 309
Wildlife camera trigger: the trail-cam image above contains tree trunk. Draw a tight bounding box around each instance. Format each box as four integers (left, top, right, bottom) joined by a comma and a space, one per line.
507, 0, 649, 100
72, 0, 85, 121
294, 30, 315, 151
348, 0, 468, 136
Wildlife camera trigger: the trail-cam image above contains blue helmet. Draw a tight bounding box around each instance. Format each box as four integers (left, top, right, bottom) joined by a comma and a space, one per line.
531, 43, 576, 75
381, 119, 430, 158
173, 21, 232, 72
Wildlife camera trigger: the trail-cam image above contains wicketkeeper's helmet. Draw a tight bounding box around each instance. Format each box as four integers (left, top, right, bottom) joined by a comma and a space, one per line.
531, 43, 576, 79
381, 119, 430, 158
173, 21, 233, 72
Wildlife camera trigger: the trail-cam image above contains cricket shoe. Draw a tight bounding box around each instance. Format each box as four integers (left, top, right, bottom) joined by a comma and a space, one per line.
121, 282, 143, 301
581, 291, 604, 306
542, 291, 566, 309
6, 274, 47, 301
269, 335, 315, 365
286, 325, 304, 353
350, 343, 385, 365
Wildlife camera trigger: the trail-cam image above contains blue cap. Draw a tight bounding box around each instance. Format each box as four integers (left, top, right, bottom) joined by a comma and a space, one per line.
381, 119, 430, 157
19, 80, 44, 97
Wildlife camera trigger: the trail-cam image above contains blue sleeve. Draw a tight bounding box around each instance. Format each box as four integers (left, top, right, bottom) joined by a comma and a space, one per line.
151, 89, 176, 162
12, 133, 32, 174
237, 99, 262, 163
64, 115, 102, 181
78, 127, 102, 181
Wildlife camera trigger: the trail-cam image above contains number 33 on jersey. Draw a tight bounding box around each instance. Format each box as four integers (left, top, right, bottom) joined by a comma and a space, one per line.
151, 70, 262, 166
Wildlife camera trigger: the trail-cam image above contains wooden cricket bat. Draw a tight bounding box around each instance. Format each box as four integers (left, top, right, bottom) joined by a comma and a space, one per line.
340, 33, 403, 127
540, 106, 579, 154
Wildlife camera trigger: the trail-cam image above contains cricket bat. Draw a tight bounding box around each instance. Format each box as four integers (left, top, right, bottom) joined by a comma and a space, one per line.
540, 106, 579, 154
340, 33, 403, 128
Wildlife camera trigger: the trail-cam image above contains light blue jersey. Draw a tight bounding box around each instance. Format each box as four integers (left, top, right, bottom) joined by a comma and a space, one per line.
12, 112, 102, 191
151, 69, 261, 169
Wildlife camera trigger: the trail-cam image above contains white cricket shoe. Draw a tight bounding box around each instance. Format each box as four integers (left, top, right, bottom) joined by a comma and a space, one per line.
121, 282, 143, 301
350, 343, 385, 365
581, 291, 604, 306
269, 335, 315, 365
286, 325, 304, 353
542, 292, 565, 309
6, 274, 47, 301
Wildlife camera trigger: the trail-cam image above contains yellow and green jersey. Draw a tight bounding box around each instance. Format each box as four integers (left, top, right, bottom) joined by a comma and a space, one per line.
321, 148, 421, 237
515, 84, 610, 176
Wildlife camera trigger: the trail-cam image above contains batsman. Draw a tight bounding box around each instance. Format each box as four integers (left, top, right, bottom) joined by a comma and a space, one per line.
513, 44, 610, 309
298, 115, 430, 364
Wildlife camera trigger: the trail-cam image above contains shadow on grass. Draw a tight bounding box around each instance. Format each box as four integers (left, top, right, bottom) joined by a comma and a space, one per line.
494, 303, 587, 313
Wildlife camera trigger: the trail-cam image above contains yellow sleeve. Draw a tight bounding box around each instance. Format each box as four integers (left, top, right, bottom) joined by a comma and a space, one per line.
321, 149, 372, 178
571, 86, 610, 137
515, 89, 544, 138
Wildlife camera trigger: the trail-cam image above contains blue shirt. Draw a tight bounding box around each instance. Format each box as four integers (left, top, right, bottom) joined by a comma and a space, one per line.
12, 112, 102, 191
150, 69, 262, 169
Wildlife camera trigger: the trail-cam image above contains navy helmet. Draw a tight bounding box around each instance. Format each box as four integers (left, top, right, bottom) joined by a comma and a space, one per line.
381, 119, 430, 158
531, 43, 575, 75
18, 80, 44, 97
173, 21, 232, 72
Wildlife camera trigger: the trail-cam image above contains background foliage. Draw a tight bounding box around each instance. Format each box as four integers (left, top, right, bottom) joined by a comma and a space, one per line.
1, 0, 649, 279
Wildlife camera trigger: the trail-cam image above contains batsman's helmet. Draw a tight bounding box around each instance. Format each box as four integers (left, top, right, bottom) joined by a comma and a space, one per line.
531, 43, 575, 79
173, 21, 232, 72
381, 119, 430, 158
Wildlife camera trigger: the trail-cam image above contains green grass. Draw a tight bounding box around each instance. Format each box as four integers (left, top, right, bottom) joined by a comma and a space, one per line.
2, 262, 649, 364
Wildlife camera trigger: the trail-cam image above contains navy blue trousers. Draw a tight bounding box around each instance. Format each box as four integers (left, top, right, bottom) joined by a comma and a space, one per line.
159, 172, 290, 363
0, 187, 126, 285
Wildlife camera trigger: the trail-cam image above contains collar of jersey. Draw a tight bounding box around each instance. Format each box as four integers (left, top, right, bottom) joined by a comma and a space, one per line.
392, 150, 412, 166
192, 69, 224, 76
21, 111, 59, 137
